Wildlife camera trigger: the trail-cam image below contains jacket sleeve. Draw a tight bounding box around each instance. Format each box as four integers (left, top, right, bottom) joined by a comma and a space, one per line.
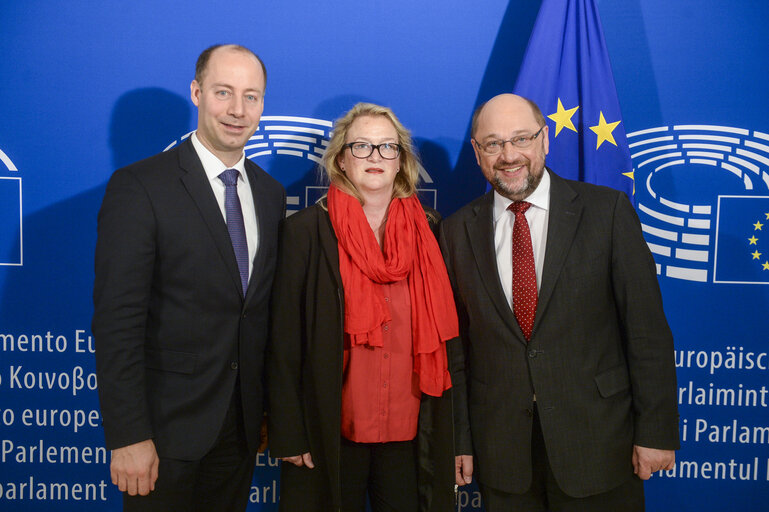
439, 220, 473, 456
610, 192, 680, 450
266, 213, 312, 457
92, 168, 155, 450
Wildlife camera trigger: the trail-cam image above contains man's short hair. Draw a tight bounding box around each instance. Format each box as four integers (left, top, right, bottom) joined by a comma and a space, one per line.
194, 44, 267, 86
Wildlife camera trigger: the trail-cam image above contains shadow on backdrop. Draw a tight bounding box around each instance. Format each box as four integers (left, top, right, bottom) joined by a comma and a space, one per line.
597, 0, 667, 207
0, 88, 191, 334
414, 137, 454, 212
596, 0, 663, 128
110, 87, 192, 168
432, 0, 542, 216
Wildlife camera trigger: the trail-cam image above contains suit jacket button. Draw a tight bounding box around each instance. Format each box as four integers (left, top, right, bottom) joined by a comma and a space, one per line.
528, 349, 537, 358
231, 361, 239, 370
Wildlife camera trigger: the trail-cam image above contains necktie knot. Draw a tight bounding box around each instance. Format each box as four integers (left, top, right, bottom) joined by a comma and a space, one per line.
219, 168, 240, 187
508, 201, 531, 215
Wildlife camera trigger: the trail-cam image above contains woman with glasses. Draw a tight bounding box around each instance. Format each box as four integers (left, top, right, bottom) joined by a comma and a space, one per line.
267, 102, 472, 512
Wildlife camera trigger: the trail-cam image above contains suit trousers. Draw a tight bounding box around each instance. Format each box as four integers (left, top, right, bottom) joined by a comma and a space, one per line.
123, 382, 255, 512
479, 405, 645, 512
339, 437, 418, 512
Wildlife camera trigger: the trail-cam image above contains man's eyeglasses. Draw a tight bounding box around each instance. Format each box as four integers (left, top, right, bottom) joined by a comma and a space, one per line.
343, 142, 401, 160
473, 126, 545, 155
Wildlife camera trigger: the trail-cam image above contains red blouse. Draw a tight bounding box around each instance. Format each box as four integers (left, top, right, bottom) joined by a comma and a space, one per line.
341, 278, 421, 443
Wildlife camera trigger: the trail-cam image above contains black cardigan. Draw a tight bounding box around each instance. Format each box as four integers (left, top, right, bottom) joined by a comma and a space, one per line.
267, 201, 470, 511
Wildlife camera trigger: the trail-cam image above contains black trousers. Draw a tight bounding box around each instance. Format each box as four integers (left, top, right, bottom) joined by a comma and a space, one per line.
480, 405, 645, 512
339, 437, 418, 512
123, 386, 255, 512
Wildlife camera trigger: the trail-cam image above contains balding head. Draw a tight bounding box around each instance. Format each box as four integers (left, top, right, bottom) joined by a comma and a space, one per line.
195, 44, 267, 87
471, 94, 546, 138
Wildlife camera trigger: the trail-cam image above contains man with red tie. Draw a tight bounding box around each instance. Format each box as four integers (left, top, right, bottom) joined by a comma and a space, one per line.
439, 93, 679, 511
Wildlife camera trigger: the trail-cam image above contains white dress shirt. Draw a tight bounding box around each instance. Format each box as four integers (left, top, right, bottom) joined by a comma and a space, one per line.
191, 132, 259, 281
493, 170, 551, 311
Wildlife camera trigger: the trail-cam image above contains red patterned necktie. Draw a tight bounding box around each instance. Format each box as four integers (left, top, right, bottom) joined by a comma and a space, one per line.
508, 201, 537, 340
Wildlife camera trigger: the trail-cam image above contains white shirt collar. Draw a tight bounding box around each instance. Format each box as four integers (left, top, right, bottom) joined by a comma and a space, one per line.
190, 132, 246, 181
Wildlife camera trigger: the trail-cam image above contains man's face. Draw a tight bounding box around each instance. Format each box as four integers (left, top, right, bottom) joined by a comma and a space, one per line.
190, 48, 265, 167
472, 95, 549, 201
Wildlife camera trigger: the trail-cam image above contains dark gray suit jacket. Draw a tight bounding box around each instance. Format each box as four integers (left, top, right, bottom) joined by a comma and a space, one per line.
93, 138, 286, 460
439, 169, 679, 497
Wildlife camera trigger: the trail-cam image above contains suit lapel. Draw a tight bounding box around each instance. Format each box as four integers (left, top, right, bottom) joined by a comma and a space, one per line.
533, 170, 582, 334
177, 139, 244, 298
466, 192, 524, 342
243, 161, 263, 304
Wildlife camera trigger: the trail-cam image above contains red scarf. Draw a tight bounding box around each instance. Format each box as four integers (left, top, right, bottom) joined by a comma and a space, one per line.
328, 184, 458, 397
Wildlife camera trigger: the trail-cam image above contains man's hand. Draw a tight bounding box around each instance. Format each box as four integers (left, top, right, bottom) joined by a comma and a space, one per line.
632, 445, 675, 480
455, 454, 473, 486
281, 452, 314, 468
110, 439, 159, 496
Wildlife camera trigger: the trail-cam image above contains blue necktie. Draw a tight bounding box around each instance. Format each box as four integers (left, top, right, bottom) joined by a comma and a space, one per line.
219, 169, 249, 296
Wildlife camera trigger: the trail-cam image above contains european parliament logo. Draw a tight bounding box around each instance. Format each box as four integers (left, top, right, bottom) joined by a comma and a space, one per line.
166, 116, 437, 216
0, 146, 22, 266
628, 124, 769, 284
249, 115, 335, 215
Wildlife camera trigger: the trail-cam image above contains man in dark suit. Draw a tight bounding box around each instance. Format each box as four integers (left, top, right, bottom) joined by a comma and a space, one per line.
439, 94, 679, 511
93, 44, 286, 511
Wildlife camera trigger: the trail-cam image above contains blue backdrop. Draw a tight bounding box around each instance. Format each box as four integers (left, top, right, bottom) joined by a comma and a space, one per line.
1, 1, 767, 510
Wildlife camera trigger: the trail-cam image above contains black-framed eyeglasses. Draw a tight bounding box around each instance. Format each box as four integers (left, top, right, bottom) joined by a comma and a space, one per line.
473, 126, 545, 155
343, 141, 401, 160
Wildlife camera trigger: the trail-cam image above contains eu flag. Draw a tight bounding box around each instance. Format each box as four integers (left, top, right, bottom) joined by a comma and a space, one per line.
713, 196, 769, 284
513, 0, 634, 198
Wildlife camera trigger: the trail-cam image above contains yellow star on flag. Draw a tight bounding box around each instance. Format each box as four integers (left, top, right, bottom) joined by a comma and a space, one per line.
547, 98, 579, 137
765, 212, 769, 220
752, 250, 762, 259
756, 220, 765, 230
590, 112, 621, 149
748, 236, 759, 245
763, 261, 769, 271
